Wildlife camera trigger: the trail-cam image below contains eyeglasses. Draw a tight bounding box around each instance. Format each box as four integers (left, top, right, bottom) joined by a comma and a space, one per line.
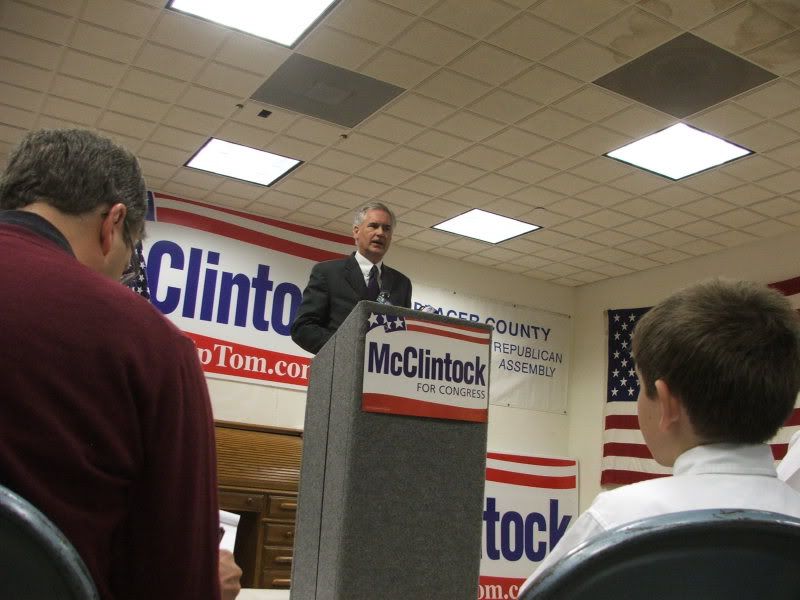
119, 219, 143, 287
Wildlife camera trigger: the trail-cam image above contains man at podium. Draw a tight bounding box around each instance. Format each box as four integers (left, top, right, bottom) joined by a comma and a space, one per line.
291, 201, 412, 354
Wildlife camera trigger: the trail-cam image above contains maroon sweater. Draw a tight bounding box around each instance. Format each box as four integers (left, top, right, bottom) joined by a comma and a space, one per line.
0, 214, 221, 600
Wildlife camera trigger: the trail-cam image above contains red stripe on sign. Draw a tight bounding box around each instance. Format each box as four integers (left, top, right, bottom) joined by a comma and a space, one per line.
603, 442, 652, 459
183, 331, 310, 386
155, 193, 353, 245
772, 443, 789, 461
769, 276, 800, 297
785, 408, 800, 426
406, 317, 489, 335
600, 469, 670, 486
478, 576, 524, 599
405, 323, 491, 344
362, 393, 488, 423
487, 452, 576, 468
486, 467, 577, 489
604, 414, 640, 429
157, 207, 345, 262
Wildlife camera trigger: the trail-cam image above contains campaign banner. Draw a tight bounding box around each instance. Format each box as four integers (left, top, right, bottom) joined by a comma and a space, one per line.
411, 289, 571, 413
362, 311, 491, 422
479, 452, 579, 600
143, 192, 353, 390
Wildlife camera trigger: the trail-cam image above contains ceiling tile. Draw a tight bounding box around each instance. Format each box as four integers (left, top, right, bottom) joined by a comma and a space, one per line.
556, 87, 631, 124
0, 58, 52, 92
615, 197, 667, 217
382, 187, 434, 208
294, 164, 349, 187
518, 108, 589, 140
617, 238, 665, 254
681, 219, 729, 237
743, 218, 796, 237
521, 208, 569, 227
359, 113, 424, 143
317, 188, 368, 208
358, 161, 415, 185
750, 195, 800, 217
108, 90, 169, 122
576, 185, 634, 206
468, 90, 540, 124
61, 50, 126, 87
194, 63, 265, 98
601, 104, 674, 138
468, 173, 528, 195
134, 42, 204, 81
646, 185, 705, 207
538, 172, 597, 195
82, 0, 159, 37
617, 255, 663, 271
381, 147, 441, 171
336, 132, 395, 158
588, 7, 680, 56
324, 0, 416, 45
385, 93, 454, 127
587, 230, 635, 247
69, 23, 140, 63
0, 31, 61, 70
768, 140, 800, 167
454, 144, 516, 170
299, 26, 380, 71
689, 103, 763, 137
532, 0, 629, 34
637, 0, 741, 29
0, 103, 37, 130
746, 31, 800, 75
552, 219, 602, 237
285, 118, 344, 146
407, 129, 471, 157
314, 149, 371, 172
267, 136, 325, 161
499, 159, 558, 184
391, 20, 474, 65
425, 160, 484, 184
580, 209, 633, 227
361, 49, 437, 89
399, 174, 457, 196
711, 207, 766, 227
757, 170, 800, 194
548, 197, 600, 217
484, 128, 550, 156
450, 43, 532, 86
119, 68, 185, 103
544, 39, 629, 82
150, 8, 228, 56
415, 70, 493, 106
506, 65, 584, 104
611, 172, 669, 194
735, 121, 800, 152
488, 14, 575, 61
572, 159, 632, 184
23, 0, 82, 15
484, 197, 536, 218
41, 96, 100, 126
681, 195, 737, 217
528, 143, 594, 170
736, 80, 800, 120
426, 0, 518, 38
707, 229, 760, 247
564, 125, 630, 154
180, 86, 240, 118
162, 106, 223, 135
646, 209, 697, 228
214, 33, 290, 74
435, 111, 504, 142
0, 82, 43, 111
338, 175, 391, 197
695, 3, 794, 54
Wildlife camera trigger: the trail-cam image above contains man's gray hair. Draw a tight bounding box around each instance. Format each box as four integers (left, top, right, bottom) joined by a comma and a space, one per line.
0, 128, 147, 237
353, 201, 396, 228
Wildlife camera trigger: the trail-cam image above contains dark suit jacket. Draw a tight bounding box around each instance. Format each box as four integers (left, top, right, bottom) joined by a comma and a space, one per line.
291, 253, 412, 354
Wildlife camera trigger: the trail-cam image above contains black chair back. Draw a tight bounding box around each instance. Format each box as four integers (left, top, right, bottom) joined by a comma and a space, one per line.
0, 484, 99, 599
521, 508, 800, 600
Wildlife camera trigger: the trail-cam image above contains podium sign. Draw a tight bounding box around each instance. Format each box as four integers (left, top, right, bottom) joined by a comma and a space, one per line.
362, 311, 490, 422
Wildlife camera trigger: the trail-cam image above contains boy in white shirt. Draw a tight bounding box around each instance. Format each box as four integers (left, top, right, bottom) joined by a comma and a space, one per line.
520, 279, 800, 595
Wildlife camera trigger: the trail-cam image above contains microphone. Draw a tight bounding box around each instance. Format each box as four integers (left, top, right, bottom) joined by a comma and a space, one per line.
377, 290, 391, 305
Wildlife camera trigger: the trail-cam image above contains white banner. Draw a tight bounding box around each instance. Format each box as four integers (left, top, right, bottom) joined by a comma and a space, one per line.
479, 452, 579, 600
411, 288, 572, 413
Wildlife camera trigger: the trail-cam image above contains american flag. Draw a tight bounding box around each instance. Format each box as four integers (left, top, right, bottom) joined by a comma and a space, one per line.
601, 276, 800, 486
122, 240, 150, 300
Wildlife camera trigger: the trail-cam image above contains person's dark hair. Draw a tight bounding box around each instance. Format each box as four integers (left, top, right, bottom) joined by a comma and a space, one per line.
0, 128, 147, 237
632, 279, 800, 443
353, 201, 396, 228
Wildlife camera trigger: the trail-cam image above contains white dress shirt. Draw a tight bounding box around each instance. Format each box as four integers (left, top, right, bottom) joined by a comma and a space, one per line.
520, 443, 800, 594
354, 251, 382, 286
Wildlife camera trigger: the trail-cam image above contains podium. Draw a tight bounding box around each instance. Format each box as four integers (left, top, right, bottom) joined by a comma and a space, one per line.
290, 301, 492, 600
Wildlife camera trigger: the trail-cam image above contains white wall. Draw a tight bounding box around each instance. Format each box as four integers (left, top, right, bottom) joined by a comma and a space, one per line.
568, 229, 800, 510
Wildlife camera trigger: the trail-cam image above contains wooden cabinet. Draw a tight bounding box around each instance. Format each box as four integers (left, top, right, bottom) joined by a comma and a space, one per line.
215, 421, 302, 589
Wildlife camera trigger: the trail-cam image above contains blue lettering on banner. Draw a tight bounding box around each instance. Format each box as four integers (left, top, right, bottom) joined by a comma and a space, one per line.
483, 497, 572, 562
147, 241, 302, 336
367, 342, 486, 386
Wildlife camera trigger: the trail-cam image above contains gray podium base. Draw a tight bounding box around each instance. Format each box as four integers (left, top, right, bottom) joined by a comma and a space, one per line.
291, 302, 489, 600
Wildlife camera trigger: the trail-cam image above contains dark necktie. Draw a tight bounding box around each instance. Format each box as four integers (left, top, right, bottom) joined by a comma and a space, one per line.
367, 265, 380, 301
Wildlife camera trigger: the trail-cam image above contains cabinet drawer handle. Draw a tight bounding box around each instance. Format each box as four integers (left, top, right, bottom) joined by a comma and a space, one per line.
274, 556, 293, 565
285, 530, 294, 539
272, 578, 291, 587
279, 502, 297, 511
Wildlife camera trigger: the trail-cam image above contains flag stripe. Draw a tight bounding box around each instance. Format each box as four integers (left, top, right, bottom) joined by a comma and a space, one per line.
362, 392, 488, 422
487, 452, 576, 467
601, 277, 800, 487
405, 323, 491, 344
485, 468, 577, 489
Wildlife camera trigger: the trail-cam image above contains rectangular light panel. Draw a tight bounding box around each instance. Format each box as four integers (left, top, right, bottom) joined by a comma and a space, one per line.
168, 0, 339, 47
434, 209, 540, 244
186, 138, 301, 186
606, 123, 752, 180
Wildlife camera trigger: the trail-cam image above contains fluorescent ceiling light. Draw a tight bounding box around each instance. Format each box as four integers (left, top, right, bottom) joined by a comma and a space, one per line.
186, 138, 301, 186
606, 123, 752, 180
433, 209, 540, 244
167, 0, 339, 47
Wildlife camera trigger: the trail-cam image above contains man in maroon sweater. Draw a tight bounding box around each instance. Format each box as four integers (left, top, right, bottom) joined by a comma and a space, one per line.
0, 129, 225, 599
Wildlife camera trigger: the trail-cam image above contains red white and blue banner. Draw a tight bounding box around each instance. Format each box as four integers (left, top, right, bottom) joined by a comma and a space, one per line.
143, 192, 354, 390
362, 311, 491, 422
413, 289, 572, 413
479, 452, 579, 600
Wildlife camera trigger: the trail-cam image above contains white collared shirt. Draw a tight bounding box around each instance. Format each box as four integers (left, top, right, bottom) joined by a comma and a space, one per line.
520, 443, 800, 594
354, 251, 382, 286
